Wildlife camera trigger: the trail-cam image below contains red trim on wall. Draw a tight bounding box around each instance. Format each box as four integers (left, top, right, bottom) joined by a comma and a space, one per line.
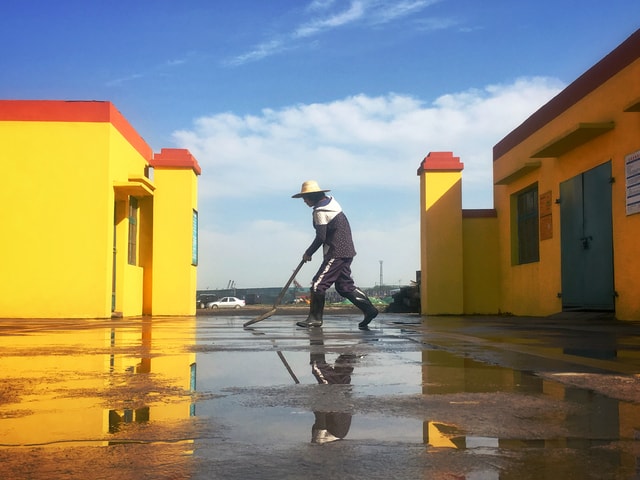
107, 103, 153, 161
0, 99, 107, 122
417, 151, 464, 174
151, 148, 202, 176
493, 28, 640, 160
0, 100, 153, 160
462, 209, 497, 218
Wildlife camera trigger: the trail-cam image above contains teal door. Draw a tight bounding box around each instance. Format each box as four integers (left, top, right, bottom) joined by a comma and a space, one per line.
560, 161, 615, 311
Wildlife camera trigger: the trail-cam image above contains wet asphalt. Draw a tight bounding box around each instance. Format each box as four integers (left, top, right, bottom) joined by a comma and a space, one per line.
1, 308, 640, 479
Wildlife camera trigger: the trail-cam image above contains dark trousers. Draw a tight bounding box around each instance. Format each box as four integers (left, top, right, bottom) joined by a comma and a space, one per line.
310, 257, 355, 295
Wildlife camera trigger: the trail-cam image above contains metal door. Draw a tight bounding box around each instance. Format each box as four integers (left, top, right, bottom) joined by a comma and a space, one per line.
560, 161, 614, 311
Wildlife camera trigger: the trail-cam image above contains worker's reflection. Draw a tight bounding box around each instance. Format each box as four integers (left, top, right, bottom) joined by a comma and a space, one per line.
308, 328, 356, 444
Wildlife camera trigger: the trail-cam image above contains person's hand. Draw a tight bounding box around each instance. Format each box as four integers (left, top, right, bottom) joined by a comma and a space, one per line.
303, 253, 312, 262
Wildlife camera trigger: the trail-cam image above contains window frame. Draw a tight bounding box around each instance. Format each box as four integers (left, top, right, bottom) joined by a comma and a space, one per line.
192, 209, 198, 266
512, 184, 540, 265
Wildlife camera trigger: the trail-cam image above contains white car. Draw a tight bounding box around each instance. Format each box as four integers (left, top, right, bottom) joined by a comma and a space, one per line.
207, 296, 246, 309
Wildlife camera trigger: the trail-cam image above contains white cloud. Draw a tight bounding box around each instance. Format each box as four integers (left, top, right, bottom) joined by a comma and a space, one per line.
196, 219, 311, 289
105, 72, 144, 87
224, 39, 287, 67
295, 1, 365, 38
228, 0, 444, 66
175, 76, 562, 200
370, 0, 442, 25
308, 0, 336, 10
178, 77, 563, 289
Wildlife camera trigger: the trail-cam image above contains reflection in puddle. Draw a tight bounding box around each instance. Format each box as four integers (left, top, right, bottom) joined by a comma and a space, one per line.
1, 316, 640, 479
309, 329, 354, 444
422, 349, 640, 479
0, 318, 197, 448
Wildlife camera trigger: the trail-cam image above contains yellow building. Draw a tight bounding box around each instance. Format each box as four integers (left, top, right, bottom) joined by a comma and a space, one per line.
419, 28, 640, 320
0, 100, 201, 318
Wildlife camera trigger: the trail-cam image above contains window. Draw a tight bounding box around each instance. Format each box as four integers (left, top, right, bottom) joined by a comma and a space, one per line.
515, 185, 539, 264
127, 197, 138, 265
192, 209, 198, 266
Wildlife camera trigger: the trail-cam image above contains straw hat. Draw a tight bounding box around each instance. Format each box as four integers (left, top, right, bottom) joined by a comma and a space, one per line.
291, 180, 331, 198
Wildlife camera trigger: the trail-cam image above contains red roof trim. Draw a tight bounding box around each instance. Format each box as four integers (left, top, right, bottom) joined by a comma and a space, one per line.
417, 151, 464, 174
0, 100, 153, 160
151, 148, 202, 176
493, 28, 640, 160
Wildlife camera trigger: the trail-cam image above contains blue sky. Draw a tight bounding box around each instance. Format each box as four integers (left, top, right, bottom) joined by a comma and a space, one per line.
3, 1, 640, 290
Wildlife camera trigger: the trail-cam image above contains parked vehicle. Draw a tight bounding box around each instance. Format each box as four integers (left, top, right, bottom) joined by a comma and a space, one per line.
197, 295, 219, 309
207, 296, 245, 309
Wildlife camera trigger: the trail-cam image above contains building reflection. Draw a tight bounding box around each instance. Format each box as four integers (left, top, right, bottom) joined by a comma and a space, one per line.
421, 348, 640, 477
0, 317, 196, 447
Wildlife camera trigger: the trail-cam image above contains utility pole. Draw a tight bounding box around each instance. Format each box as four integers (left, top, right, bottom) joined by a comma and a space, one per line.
379, 260, 383, 295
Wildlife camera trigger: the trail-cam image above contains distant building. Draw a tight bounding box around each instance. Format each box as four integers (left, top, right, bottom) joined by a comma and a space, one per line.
418, 29, 640, 320
0, 100, 201, 318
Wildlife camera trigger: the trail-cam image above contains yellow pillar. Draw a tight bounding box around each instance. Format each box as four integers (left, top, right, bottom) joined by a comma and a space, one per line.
417, 152, 464, 315
149, 149, 201, 316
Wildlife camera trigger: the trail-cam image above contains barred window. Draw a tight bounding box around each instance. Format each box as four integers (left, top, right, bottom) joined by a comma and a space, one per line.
516, 186, 539, 264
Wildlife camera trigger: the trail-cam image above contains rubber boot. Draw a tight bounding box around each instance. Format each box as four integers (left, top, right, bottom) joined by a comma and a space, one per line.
297, 291, 325, 328
311, 412, 341, 444
343, 288, 378, 330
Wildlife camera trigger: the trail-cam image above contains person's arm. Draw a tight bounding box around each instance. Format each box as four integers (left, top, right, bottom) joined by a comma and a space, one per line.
303, 223, 327, 260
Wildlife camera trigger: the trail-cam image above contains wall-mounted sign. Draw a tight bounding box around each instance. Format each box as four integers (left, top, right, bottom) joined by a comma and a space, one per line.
539, 190, 553, 240
625, 149, 640, 215
539, 190, 552, 216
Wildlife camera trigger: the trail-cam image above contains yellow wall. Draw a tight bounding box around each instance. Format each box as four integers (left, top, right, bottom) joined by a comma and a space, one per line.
139, 196, 155, 315
494, 177, 562, 316
493, 54, 640, 319
462, 214, 501, 314
1, 121, 114, 318
109, 126, 153, 318
418, 158, 501, 315
151, 167, 198, 316
419, 164, 464, 315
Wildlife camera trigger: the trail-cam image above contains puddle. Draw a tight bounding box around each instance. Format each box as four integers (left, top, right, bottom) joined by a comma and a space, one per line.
0, 315, 639, 479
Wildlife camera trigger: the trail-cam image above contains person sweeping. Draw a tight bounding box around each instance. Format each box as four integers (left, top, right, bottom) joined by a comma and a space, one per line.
292, 180, 378, 330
